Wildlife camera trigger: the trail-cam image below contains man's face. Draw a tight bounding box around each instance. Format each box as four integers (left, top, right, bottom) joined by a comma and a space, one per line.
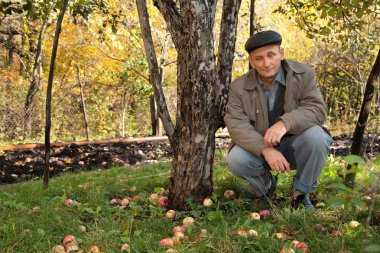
248, 44, 284, 80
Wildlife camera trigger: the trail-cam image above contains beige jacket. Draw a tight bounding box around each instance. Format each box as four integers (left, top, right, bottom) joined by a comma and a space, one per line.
224, 59, 327, 157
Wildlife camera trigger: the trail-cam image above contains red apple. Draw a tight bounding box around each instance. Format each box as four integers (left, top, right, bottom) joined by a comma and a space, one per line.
159, 238, 174, 247
295, 242, 308, 253
236, 228, 248, 238
78, 161, 84, 166
203, 198, 213, 207
157, 197, 169, 207
101, 161, 107, 167
120, 198, 130, 207
259, 209, 270, 218
121, 244, 129, 251
57, 161, 63, 166
224, 190, 235, 199
172, 226, 186, 235
65, 199, 73, 206
62, 235, 75, 245
109, 198, 119, 205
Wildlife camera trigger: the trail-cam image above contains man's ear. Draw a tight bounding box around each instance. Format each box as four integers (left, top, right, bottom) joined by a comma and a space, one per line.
280, 47, 285, 60
248, 54, 255, 68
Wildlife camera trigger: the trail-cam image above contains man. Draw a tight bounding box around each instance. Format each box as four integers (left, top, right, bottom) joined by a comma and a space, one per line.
224, 30, 332, 209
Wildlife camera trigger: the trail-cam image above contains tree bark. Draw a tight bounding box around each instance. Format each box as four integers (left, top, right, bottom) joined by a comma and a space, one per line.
76, 65, 90, 141
137, 0, 241, 210
43, 0, 69, 189
345, 48, 380, 187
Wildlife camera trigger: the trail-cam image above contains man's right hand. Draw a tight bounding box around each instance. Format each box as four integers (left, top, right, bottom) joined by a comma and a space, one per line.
262, 147, 290, 173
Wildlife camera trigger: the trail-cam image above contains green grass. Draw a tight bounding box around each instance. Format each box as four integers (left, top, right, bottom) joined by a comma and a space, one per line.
0, 152, 379, 253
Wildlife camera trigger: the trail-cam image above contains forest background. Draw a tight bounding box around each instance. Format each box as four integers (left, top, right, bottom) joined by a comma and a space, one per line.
0, 0, 379, 146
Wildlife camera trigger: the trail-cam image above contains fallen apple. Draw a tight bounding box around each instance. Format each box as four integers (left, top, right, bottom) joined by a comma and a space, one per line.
150, 193, 159, 200
87, 245, 100, 253
248, 212, 261, 220
172, 236, 182, 246
101, 161, 107, 167
62, 235, 76, 246
109, 198, 119, 205
224, 190, 235, 199
183, 217, 195, 227
166, 209, 176, 219
295, 242, 308, 253
159, 238, 174, 247
172, 225, 186, 235
173, 231, 185, 239
247, 229, 258, 237
120, 198, 130, 207
259, 209, 270, 218
52, 245, 66, 253
236, 228, 248, 238
57, 161, 63, 166
78, 225, 87, 232
166, 248, 178, 253
203, 198, 213, 207
349, 220, 360, 228
279, 247, 295, 253
199, 229, 207, 238
157, 196, 169, 207
65, 240, 79, 252
121, 243, 129, 251
78, 161, 84, 166
65, 199, 73, 206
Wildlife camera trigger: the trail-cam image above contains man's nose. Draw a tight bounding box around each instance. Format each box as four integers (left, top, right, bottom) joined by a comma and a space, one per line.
263, 57, 271, 67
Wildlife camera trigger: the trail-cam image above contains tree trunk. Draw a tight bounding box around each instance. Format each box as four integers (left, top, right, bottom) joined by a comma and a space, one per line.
345, 48, 380, 187
24, 0, 57, 132
76, 65, 90, 141
137, 0, 241, 210
43, 0, 69, 189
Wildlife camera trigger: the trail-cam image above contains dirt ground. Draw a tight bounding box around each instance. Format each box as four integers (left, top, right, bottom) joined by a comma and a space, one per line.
0, 134, 379, 185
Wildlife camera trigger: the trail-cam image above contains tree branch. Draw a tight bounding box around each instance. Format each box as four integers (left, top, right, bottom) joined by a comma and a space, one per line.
152, 0, 182, 49
136, 0, 175, 141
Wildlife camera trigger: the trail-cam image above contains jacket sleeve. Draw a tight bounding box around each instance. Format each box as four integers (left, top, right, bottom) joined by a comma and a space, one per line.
279, 70, 327, 135
224, 82, 265, 157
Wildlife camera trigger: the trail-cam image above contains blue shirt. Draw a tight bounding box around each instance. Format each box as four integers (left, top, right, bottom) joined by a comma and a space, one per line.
258, 65, 286, 111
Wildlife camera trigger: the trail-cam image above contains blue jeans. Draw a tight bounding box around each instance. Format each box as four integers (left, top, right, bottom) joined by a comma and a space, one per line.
225, 125, 332, 196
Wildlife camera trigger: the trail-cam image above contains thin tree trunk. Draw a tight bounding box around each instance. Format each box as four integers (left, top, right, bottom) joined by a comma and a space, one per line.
249, 0, 255, 70
76, 65, 90, 140
43, 0, 69, 189
24, 0, 57, 132
345, 48, 380, 187
121, 87, 129, 137
136, 0, 175, 142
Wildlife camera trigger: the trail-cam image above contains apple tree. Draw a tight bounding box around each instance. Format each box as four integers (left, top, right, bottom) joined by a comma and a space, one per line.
136, 0, 242, 210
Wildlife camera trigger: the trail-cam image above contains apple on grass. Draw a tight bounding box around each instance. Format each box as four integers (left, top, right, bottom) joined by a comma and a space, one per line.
248, 212, 261, 220
87, 245, 100, 253
259, 209, 270, 218
165, 209, 176, 219
172, 226, 186, 235
183, 217, 195, 227
159, 238, 174, 247
224, 190, 235, 199
65, 199, 73, 206
203, 197, 213, 207
157, 196, 169, 207
121, 244, 129, 251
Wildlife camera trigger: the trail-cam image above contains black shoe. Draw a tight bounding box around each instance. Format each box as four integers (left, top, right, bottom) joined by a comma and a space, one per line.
291, 193, 315, 210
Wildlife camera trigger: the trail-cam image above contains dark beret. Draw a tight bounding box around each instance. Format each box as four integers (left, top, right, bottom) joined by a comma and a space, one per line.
244, 30, 282, 53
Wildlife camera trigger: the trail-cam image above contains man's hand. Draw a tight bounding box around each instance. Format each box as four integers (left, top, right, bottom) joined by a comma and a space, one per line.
264, 120, 287, 147
262, 147, 290, 173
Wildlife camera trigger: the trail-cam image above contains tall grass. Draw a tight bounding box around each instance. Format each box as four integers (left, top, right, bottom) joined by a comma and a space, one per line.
0, 152, 379, 252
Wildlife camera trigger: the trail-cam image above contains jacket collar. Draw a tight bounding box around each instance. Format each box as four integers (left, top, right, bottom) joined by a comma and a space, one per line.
243, 59, 305, 91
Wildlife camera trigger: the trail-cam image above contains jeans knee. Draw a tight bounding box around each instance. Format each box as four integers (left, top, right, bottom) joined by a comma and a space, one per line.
295, 126, 332, 153
225, 146, 266, 178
